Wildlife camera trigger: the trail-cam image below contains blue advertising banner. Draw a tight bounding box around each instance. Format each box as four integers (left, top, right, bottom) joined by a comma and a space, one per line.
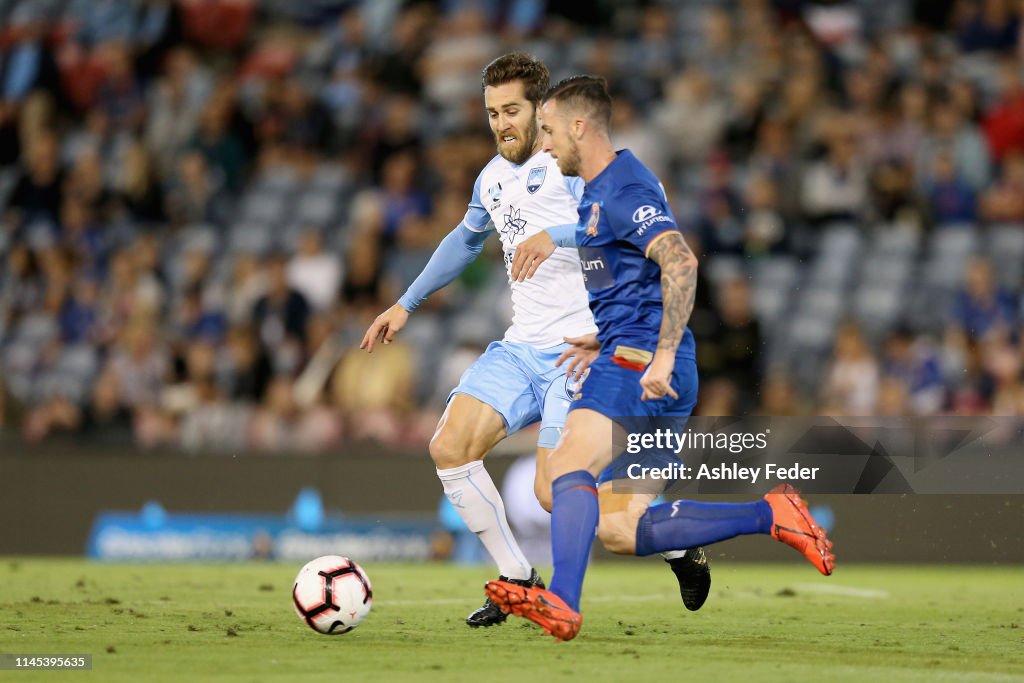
86, 510, 437, 562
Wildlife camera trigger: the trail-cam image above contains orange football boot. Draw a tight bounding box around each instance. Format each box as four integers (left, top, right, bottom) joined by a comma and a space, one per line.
764, 484, 835, 575
485, 580, 582, 641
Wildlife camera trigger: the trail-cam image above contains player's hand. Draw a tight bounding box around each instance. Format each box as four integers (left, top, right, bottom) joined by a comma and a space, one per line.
511, 230, 556, 282
640, 351, 678, 401
360, 303, 410, 353
556, 333, 600, 381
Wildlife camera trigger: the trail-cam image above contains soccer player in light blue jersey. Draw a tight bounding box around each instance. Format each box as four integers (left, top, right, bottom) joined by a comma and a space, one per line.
486, 76, 835, 641
361, 55, 710, 628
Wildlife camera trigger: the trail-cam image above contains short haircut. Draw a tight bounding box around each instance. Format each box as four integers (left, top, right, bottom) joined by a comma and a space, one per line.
481, 53, 550, 104
543, 75, 613, 130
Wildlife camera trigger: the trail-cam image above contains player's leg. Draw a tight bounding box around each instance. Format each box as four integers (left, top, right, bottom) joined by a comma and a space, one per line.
432, 342, 546, 626
486, 406, 615, 640
595, 483, 710, 611
532, 367, 579, 513
533, 446, 553, 512
432, 393, 535, 580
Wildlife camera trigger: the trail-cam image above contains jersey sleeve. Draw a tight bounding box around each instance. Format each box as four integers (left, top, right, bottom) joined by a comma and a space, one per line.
564, 176, 586, 202
605, 183, 680, 254
464, 167, 495, 232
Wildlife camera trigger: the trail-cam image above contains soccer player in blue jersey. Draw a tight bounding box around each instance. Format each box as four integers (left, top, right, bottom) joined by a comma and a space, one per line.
486, 76, 835, 641
361, 55, 711, 628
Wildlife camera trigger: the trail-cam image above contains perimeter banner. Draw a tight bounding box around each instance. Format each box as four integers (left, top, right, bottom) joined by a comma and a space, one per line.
607, 416, 1024, 494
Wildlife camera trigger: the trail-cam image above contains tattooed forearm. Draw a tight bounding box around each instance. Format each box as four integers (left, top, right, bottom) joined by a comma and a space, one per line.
646, 232, 698, 353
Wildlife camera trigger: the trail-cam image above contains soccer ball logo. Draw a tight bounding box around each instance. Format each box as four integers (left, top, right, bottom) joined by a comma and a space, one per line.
292, 555, 373, 635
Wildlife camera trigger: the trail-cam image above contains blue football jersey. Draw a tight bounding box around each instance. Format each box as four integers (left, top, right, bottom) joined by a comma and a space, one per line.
575, 150, 696, 358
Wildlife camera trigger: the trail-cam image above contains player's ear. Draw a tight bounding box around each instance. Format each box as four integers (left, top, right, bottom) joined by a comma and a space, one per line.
572, 118, 585, 140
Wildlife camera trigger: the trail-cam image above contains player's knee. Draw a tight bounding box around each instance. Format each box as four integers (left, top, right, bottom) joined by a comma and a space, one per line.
547, 445, 597, 480
428, 428, 475, 469
534, 479, 552, 513
597, 517, 637, 555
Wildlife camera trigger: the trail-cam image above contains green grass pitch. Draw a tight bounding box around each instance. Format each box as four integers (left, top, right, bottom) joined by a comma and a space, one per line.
1, 559, 1022, 682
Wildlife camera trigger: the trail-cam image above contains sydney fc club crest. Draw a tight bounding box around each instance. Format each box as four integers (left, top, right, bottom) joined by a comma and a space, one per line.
586, 203, 600, 236
526, 166, 547, 194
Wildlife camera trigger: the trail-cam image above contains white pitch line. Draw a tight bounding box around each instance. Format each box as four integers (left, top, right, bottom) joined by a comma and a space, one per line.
791, 583, 889, 599
380, 584, 888, 607
380, 594, 677, 607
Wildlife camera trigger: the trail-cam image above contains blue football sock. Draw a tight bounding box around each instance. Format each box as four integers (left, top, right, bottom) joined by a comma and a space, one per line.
547, 470, 599, 612
635, 499, 773, 556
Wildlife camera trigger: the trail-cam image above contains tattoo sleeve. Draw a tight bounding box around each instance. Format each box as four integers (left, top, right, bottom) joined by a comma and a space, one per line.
645, 232, 698, 354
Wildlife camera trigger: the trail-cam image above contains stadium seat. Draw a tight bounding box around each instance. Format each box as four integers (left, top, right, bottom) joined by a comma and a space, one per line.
309, 163, 352, 193
860, 255, 913, 288
987, 225, 1024, 288
705, 255, 747, 286
228, 220, 274, 255
796, 288, 846, 322
252, 165, 300, 195
240, 191, 290, 226
872, 226, 921, 258
853, 284, 905, 338
931, 227, 978, 258
294, 192, 338, 227
819, 222, 863, 257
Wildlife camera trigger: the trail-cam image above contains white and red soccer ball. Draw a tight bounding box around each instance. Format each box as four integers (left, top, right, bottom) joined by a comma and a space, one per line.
292, 555, 373, 635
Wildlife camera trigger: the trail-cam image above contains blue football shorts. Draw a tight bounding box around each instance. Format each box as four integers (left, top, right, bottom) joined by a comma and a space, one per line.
449, 340, 578, 449
569, 343, 699, 485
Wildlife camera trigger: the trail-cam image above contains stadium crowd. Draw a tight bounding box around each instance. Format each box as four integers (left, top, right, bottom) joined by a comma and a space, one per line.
2, 0, 1024, 453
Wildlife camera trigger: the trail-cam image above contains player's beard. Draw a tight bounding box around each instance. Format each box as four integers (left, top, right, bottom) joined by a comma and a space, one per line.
556, 137, 582, 177
495, 120, 538, 165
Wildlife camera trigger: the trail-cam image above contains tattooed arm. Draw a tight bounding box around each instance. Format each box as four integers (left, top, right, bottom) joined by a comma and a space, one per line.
639, 231, 698, 400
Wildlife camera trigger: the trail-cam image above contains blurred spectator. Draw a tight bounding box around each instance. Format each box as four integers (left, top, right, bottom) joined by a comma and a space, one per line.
927, 150, 978, 224
105, 318, 169, 408
983, 58, 1024, 161
192, 89, 248, 192
917, 97, 991, 193
653, 68, 726, 165
8, 130, 63, 227
869, 159, 924, 226
163, 151, 230, 226
800, 122, 868, 225
146, 48, 211, 167
881, 328, 946, 415
111, 139, 165, 224
957, 0, 1019, 52
287, 230, 341, 312
697, 152, 744, 254
252, 254, 311, 372
248, 375, 341, 452
757, 372, 804, 416
821, 322, 880, 415
950, 257, 1017, 341
700, 278, 763, 414
978, 150, 1024, 222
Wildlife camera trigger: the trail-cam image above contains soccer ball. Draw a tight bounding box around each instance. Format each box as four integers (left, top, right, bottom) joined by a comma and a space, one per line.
292, 555, 373, 635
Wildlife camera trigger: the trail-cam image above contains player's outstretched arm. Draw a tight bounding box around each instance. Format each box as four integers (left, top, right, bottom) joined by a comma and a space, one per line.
510, 223, 576, 281
360, 303, 410, 353
641, 231, 698, 400
360, 223, 489, 352
511, 231, 555, 281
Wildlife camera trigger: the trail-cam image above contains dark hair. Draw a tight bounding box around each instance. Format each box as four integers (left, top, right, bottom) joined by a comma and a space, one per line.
481, 52, 550, 104
543, 75, 613, 130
